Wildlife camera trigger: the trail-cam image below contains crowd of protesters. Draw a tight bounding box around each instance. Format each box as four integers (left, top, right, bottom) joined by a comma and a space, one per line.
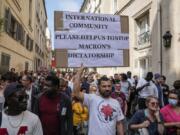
0, 66, 180, 135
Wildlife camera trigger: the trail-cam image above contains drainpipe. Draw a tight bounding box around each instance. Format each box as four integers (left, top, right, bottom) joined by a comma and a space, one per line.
157, 0, 163, 75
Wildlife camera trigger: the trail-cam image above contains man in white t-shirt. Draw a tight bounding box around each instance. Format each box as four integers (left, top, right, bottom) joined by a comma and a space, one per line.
0, 82, 43, 135
73, 66, 124, 135
136, 72, 158, 109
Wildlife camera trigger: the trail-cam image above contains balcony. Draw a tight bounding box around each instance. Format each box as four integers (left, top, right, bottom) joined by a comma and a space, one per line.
137, 31, 150, 45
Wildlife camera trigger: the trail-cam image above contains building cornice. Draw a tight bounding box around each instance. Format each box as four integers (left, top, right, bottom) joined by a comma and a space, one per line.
80, 0, 89, 12
115, 0, 135, 15
43, 0, 47, 19
94, 0, 102, 13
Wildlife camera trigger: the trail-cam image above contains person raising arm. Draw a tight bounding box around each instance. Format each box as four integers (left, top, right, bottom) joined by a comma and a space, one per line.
73, 65, 125, 135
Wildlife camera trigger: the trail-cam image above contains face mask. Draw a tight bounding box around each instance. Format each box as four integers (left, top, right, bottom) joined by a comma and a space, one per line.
168, 99, 178, 106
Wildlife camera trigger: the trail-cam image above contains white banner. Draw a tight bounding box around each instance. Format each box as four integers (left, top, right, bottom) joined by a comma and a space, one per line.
67, 50, 124, 67
61, 11, 121, 33
54, 31, 129, 49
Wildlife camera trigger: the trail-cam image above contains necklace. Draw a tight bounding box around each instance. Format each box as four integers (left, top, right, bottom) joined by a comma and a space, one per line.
7, 112, 24, 128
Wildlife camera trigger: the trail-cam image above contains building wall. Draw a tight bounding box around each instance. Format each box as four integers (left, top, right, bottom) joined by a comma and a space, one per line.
0, 0, 49, 74
160, 0, 180, 85
117, 0, 154, 77
80, 0, 130, 76
45, 28, 52, 69
118, 0, 180, 86
0, 0, 34, 73
80, 0, 180, 85
33, 0, 48, 71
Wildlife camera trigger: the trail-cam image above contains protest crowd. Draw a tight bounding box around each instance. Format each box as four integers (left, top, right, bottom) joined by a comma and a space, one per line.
0, 67, 180, 135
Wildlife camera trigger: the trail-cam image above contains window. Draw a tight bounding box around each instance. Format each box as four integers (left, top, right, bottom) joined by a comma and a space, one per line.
0, 53, 10, 74
30, 40, 34, 51
4, 8, 11, 33
16, 23, 24, 44
139, 56, 152, 78
134, 59, 138, 68
26, 35, 30, 49
25, 62, 29, 71
4, 8, 25, 45
9, 15, 17, 38
26, 35, 33, 51
136, 12, 150, 45
1, 53, 10, 66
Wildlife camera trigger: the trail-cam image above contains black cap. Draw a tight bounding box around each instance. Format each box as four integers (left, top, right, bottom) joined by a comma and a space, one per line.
4, 82, 23, 99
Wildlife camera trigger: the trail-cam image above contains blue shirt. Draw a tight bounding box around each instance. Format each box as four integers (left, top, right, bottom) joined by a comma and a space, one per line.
129, 110, 163, 135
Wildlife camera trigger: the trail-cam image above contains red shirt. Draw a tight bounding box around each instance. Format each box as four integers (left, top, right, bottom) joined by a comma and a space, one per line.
111, 92, 126, 114
39, 94, 61, 135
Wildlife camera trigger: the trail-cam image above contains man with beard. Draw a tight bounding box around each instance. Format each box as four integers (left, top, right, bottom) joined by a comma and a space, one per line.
73, 66, 124, 135
33, 75, 73, 135
0, 82, 43, 135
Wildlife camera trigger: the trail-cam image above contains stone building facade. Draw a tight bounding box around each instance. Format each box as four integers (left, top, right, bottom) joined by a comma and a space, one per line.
0, 0, 51, 74
81, 0, 180, 86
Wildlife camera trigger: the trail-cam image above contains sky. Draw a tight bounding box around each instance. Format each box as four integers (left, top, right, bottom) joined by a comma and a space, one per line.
45, 0, 84, 49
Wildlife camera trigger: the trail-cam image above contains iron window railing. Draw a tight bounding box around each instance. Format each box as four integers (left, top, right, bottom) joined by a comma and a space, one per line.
138, 31, 150, 45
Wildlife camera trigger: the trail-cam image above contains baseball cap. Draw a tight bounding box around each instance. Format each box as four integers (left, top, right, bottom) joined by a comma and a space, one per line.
154, 73, 161, 80
4, 82, 23, 99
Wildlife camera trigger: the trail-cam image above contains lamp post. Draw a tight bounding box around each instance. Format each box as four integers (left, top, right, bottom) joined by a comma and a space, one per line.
163, 31, 172, 48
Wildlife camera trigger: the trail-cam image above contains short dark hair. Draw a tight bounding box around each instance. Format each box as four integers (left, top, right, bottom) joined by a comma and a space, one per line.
146, 72, 153, 80
120, 73, 127, 80
127, 71, 132, 77
173, 80, 180, 89
46, 75, 59, 87
10, 68, 15, 71
26, 75, 33, 82
2, 72, 17, 82
98, 76, 110, 85
161, 75, 166, 81
169, 89, 180, 100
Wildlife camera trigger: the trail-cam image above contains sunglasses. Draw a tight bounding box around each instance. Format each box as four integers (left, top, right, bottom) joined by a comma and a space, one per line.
149, 102, 159, 106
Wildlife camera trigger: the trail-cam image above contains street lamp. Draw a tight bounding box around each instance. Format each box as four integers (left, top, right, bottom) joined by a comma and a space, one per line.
163, 31, 172, 48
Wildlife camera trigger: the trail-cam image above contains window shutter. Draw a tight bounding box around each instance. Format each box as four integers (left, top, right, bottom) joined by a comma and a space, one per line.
4, 8, 11, 33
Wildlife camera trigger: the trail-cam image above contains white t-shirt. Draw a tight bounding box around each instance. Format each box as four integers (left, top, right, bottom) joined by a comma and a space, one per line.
127, 78, 135, 87
1, 110, 43, 135
136, 78, 158, 98
0, 96, 5, 112
84, 93, 124, 135
68, 81, 74, 92
120, 81, 130, 101
26, 86, 32, 111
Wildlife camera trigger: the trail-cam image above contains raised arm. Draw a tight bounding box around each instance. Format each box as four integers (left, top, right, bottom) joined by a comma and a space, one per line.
73, 65, 85, 101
